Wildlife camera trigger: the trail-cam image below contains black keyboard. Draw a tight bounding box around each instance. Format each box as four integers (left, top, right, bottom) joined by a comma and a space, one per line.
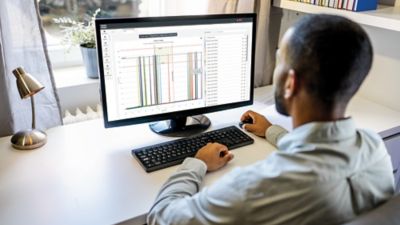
132, 126, 254, 172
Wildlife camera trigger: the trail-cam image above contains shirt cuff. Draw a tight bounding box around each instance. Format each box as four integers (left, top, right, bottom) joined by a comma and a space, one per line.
178, 157, 208, 178
265, 125, 288, 147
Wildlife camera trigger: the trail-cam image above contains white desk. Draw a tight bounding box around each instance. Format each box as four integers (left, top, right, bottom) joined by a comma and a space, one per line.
1, 86, 400, 225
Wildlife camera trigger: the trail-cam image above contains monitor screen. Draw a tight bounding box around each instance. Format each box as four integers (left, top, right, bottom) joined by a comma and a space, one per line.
96, 14, 256, 134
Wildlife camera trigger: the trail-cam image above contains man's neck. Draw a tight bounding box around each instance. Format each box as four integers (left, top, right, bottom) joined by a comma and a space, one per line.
291, 99, 347, 129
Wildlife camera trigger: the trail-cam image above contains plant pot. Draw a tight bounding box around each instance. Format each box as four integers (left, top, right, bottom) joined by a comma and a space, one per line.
80, 46, 99, 79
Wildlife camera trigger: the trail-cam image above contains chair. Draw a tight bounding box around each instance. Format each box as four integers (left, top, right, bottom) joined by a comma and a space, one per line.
343, 194, 400, 225
381, 127, 400, 192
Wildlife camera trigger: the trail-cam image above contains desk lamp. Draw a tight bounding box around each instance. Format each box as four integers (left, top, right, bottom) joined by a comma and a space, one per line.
10, 67, 47, 150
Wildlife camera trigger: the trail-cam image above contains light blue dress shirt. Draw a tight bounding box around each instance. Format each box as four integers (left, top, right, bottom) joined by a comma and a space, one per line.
147, 119, 395, 225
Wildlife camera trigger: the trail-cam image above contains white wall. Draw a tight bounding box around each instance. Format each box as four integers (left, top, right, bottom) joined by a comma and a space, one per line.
358, 26, 400, 111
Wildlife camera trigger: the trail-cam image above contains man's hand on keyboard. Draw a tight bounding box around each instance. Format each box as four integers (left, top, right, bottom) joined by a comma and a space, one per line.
195, 143, 234, 172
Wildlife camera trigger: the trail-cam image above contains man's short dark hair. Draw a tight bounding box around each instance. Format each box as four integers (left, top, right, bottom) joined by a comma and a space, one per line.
287, 14, 373, 108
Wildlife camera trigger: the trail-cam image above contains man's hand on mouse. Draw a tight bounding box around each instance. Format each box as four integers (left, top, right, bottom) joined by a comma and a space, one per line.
240, 110, 272, 137
195, 143, 234, 172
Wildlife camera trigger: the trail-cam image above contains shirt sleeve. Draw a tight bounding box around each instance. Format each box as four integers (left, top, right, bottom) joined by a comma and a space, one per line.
265, 125, 288, 147
147, 158, 246, 225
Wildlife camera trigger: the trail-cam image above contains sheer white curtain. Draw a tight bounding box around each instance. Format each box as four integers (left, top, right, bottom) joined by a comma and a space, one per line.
0, 1, 62, 137
208, 0, 276, 87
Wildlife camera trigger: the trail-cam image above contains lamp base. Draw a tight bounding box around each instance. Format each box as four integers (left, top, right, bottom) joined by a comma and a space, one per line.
11, 129, 47, 150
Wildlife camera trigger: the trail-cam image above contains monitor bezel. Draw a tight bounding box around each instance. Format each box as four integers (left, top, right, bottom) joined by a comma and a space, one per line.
95, 13, 256, 128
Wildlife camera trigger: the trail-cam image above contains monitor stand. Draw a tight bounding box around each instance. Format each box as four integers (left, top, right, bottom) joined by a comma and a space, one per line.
149, 115, 211, 137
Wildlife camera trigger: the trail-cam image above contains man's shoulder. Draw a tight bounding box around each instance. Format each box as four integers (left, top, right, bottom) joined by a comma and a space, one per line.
356, 128, 385, 147
353, 128, 389, 166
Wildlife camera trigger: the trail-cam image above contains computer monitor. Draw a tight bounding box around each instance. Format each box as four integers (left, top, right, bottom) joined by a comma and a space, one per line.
95, 14, 256, 137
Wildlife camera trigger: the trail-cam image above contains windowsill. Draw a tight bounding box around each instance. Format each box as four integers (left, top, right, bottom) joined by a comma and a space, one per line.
53, 66, 101, 112
53, 66, 98, 89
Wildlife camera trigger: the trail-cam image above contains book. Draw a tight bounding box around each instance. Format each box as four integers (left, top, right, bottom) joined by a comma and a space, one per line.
347, 0, 355, 10
343, 0, 348, 9
329, 0, 335, 8
353, 0, 377, 11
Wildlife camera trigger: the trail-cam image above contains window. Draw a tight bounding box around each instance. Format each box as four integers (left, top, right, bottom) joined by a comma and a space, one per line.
38, 0, 209, 69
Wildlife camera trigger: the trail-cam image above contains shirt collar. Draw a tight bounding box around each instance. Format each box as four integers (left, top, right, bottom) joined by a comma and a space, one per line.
277, 118, 356, 152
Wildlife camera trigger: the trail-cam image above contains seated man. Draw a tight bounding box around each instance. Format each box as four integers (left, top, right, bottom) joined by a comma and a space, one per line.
147, 14, 395, 225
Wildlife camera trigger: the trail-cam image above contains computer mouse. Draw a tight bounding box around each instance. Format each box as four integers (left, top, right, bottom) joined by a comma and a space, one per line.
239, 118, 253, 129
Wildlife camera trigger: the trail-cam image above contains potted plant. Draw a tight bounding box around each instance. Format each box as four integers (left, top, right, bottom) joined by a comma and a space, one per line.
54, 9, 101, 79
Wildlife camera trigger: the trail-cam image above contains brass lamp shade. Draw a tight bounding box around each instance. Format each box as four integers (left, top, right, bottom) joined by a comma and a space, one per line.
11, 67, 47, 150
12, 67, 44, 99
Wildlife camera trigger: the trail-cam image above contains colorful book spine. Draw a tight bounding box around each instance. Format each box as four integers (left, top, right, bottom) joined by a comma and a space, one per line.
290, 0, 377, 11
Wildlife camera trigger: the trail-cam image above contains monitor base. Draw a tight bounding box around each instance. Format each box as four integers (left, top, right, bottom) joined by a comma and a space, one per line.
149, 115, 211, 137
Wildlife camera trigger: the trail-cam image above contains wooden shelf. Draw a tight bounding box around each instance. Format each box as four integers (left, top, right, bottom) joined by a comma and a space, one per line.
273, 0, 400, 32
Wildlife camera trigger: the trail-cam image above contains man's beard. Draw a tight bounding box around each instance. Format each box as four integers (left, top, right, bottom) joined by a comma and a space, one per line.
274, 86, 289, 116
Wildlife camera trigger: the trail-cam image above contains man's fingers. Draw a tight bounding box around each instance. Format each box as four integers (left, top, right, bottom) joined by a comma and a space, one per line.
196, 142, 233, 171
241, 110, 254, 121
220, 150, 234, 165
224, 152, 234, 162
244, 123, 257, 132
240, 111, 249, 121
248, 112, 256, 123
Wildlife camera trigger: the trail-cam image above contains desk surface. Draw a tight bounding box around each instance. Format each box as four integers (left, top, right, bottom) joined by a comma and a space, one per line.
1, 86, 400, 225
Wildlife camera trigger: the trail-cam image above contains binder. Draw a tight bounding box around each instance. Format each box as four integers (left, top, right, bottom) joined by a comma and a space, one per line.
353, 0, 378, 11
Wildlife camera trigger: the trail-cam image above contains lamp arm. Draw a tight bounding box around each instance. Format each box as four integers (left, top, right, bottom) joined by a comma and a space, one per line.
31, 96, 35, 129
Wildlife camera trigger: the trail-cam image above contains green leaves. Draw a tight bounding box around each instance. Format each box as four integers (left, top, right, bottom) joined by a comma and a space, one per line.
53, 8, 100, 49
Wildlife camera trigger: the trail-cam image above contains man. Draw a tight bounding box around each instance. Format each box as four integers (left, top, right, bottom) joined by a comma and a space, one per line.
147, 14, 395, 225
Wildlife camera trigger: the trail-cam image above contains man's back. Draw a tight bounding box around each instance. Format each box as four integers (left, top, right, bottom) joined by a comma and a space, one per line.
148, 119, 394, 225
227, 119, 394, 224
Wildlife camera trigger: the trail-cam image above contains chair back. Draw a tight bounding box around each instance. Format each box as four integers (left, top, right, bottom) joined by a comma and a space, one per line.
343, 195, 400, 225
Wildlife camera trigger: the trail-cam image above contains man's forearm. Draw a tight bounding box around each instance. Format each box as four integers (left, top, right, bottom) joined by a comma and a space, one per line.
147, 158, 207, 224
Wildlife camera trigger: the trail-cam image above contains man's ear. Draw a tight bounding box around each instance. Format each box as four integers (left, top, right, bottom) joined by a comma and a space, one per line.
284, 69, 296, 99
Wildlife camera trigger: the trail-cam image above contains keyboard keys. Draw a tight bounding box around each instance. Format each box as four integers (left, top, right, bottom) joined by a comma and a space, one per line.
132, 126, 254, 172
